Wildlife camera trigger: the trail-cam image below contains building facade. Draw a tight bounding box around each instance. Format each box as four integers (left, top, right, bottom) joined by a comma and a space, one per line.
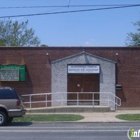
0, 47, 140, 108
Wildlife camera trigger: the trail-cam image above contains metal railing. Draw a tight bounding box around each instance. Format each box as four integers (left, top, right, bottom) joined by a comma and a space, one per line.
22, 92, 121, 110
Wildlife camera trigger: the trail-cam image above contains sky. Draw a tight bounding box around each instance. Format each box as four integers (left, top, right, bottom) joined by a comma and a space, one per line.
0, 0, 140, 47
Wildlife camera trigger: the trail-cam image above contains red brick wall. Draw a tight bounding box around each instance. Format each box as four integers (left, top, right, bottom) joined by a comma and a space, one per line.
0, 47, 140, 108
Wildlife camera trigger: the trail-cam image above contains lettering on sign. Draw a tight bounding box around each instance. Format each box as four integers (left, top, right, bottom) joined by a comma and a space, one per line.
0, 70, 19, 81
68, 65, 100, 74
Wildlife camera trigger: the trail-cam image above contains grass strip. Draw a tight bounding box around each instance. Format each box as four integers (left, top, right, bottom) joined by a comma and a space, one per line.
116, 114, 140, 121
13, 114, 84, 122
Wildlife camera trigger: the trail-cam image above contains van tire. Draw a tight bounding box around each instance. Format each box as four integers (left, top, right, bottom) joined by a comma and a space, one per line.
0, 111, 8, 126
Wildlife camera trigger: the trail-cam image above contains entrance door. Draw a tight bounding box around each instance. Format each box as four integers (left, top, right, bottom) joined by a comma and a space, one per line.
67, 74, 99, 105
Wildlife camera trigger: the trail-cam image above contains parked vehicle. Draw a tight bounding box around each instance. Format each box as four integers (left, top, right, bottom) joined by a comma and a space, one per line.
0, 87, 26, 126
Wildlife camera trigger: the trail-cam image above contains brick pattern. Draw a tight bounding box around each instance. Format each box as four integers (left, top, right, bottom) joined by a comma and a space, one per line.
52, 52, 116, 109
0, 47, 140, 107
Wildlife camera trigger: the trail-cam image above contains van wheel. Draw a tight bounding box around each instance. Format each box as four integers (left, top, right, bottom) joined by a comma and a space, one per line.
8, 117, 13, 124
0, 111, 8, 126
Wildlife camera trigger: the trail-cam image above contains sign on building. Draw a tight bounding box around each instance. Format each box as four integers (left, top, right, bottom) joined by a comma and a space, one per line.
68, 65, 100, 74
0, 64, 26, 81
0, 70, 19, 81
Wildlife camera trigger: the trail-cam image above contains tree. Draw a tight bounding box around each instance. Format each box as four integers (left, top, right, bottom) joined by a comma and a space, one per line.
0, 20, 40, 47
40, 44, 48, 47
0, 39, 6, 46
126, 21, 140, 47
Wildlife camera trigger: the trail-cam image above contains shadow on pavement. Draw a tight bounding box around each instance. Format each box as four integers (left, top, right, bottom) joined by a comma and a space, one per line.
7, 122, 33, 126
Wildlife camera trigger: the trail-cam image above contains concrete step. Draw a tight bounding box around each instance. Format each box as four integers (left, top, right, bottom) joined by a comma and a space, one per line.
26, 106, 114, 113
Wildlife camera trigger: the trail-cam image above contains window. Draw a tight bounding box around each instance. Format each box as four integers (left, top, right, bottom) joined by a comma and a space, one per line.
0, 89, 16, 99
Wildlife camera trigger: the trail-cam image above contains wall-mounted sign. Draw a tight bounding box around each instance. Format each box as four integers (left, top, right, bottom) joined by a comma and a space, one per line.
68, 65, 100, 74
0, 64, 26, 81
0, 70, 19, 81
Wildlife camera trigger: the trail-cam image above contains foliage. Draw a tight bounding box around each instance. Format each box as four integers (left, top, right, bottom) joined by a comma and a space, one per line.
13, 114, 84, 122
0, 39, 6, 46
40, 44, 48, 47
126, 21, 140, 47
116, 114, 140, 121
0, 20, 40, 47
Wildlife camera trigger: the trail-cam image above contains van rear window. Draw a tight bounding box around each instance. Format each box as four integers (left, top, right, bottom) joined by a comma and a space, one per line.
0, 89, 16, 99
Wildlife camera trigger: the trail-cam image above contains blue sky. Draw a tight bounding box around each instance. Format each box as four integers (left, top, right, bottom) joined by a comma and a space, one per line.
0, 0, 140, 47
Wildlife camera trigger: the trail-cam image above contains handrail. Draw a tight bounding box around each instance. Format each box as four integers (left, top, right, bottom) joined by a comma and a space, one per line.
104, 92, 121, 106
22, 92, 121, 110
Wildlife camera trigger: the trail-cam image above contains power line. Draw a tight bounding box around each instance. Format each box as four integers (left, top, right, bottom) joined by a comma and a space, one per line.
0, 4, 139, 9
0, 4, 140, 19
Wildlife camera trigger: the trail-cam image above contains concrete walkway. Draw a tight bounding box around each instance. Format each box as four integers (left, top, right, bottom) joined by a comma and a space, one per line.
27, 110, 140, 122
77, 110, 140, 122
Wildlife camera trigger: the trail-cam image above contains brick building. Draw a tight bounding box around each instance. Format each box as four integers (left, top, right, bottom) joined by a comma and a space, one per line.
0, 47, 140, 109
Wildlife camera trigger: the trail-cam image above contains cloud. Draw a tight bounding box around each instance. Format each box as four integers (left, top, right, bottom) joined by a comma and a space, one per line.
83, 39, 96, 46
85, 41, 90, 45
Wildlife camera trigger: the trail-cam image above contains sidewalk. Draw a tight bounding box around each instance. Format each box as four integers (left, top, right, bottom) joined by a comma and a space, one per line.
27, 110, 140, 122
77, 110, 140, 122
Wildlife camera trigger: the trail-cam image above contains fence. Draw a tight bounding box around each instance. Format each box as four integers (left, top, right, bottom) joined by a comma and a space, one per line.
22, 92, 121, 110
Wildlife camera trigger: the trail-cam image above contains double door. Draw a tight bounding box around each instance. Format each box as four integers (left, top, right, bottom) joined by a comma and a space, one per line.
67, 74, 99, 105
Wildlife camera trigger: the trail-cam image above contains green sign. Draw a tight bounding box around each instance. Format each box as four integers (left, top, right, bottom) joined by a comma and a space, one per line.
0, 64, 26, 81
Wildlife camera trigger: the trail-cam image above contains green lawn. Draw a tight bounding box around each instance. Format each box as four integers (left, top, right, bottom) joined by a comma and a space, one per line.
13, 114, 84, 122
116, 114, 140, 121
